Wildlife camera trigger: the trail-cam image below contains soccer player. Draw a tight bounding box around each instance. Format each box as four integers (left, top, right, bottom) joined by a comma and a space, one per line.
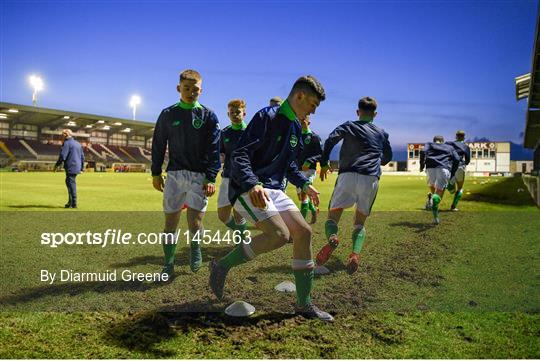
269, 96, 283, 106
209, 75, 333, 322
151, 69, 221, 278
315, 97, 392, 275
54, 129, 84, 208
445, 130, 471, 211
217, 99, 248, 235
296, 115, 323, 223
419, 135, 460, 224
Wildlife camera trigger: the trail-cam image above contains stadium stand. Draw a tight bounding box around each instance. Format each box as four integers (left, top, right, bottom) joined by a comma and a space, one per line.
1, 138, 36, 159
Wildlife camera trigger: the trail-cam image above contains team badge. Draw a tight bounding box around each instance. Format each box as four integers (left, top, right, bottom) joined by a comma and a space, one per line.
192, 117, 203, 129
290, 135, 298, 148
172, 120, 181, 127
304, 135, 311, 145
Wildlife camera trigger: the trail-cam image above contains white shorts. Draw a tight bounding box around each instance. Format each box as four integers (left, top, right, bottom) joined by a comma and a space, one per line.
296, 169, 317, 194
329, 172, 379, 216
217, 176, 231, 208
163, 170, 208, 213
426, 168, 451, 191
451, 166, 466, 184
234, 188, 298, 223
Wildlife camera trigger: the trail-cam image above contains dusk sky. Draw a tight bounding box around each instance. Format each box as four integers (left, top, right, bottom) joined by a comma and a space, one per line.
1, 0, 538, 148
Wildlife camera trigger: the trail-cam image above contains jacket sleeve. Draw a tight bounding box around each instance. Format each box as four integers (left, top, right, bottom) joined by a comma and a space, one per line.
56, 142, 69, 167
419, 144, 428, 171
321, 124, 346, 166
80, 146, 85, 172
381, 131, 393, 166
451, 149, 460, 176
231, 111, 267, 191
464, 145, 471, 165
204, 112, 221, 183
304, 134, 323, 167
151, 110, 168, 176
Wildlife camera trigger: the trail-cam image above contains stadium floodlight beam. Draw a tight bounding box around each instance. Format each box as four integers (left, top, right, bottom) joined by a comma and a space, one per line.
29, 75, 44, 106
129, 95, 141, 120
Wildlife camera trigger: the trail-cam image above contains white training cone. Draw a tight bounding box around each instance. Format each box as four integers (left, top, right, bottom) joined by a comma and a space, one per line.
224, 301, 255, 317
314, 266, 330, 275
275, 281, 296, 293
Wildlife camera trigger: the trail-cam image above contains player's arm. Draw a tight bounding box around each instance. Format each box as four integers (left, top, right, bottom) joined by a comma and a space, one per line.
80, 146, 85, 172
450, 149, 460, 176
381, 131, 393, 166
464, 145, 471, 165
231, 111, 270, 208
320, 125, 345, 181
419, 144, 428, 172
303, 134, 323, 170
203, 112, 221, 196
151, 111, 168, 192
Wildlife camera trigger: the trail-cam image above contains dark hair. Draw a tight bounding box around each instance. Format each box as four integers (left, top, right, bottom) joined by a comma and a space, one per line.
456, 130, 465, 141
290, 75, 326, 101
358, 97, 378, 112
179, 69, 202, 82
433, 135, 444, 143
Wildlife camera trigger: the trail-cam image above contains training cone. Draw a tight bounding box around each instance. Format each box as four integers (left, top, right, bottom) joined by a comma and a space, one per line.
224, 301, 255, 317
314, 266, 330, 275
274, 281, 296, 293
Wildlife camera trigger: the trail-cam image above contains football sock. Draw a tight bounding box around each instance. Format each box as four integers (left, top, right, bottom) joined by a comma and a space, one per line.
218, 243, 254, 270
352, 225, 366, 254
452, 190, 463, 208
162, 231, 177, 266
300, 200, 309, 219
292, 259, 315, 306
308, 199, 317, 214
325, 219, 339, 240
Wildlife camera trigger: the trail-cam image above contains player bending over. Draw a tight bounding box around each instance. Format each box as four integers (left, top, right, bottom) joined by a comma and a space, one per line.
151, 69, 220, 278
420, 135, 459, 224
315, 97, 392, 275
209, 76, 334, 322
445, 130, 471, 211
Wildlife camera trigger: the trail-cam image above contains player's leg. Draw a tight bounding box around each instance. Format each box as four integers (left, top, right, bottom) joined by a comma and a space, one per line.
348, 210, 368, 274
306, 170, 318, 223
315, 208, 343, 266
184, 171, 210, 273
451, 169, 465, 210
280, 209, 333, 321
299, 190, 310, 219
218, 177, 248, 233
431, 169, 450, 224
425, 169, 435, 210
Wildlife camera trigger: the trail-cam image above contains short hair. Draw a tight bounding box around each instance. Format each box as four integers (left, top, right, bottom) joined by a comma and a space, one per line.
179, 69, 202, 83
456, 130, 465, 140
290, 75, 326, 101
270, 96, 283, 105
358, 97, 378, 112
433, 135, 444, 143
228, 99, 246, 109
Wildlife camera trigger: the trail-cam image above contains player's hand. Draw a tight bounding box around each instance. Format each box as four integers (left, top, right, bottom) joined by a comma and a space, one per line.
152, 175, 164, 192
305, 185, 320, 207
320, 165, 332, 181
249, 184, 270, 209
203, 181, 216, 197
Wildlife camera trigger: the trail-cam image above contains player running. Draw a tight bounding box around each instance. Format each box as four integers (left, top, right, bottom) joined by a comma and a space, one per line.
296, 115, 323, 223
445, 130, 471, 211
217, 99, 248, 236
419, 135, 460, 224
209, 75, 334, 322
315, 97, 392, 275
151, 69, 221, 279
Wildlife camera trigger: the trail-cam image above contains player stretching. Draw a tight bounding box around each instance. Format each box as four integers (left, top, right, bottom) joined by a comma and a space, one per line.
209, 76, 333, 321
152, 69, 221, 278
445, 130, 471, 211
296, 115, 323, 223
420, 135, 459, 224
217, 99, 248, 236
315, 97, 392, 274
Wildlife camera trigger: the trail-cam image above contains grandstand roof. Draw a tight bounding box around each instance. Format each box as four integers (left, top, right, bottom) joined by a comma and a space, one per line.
517, 6, 540, 149
0, 102, 155, 138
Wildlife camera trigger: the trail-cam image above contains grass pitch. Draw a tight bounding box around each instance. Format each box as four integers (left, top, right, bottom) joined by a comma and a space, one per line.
0, 171, 538, 358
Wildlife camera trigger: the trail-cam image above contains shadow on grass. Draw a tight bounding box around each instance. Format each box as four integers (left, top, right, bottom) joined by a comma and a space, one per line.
7, 204, 65, 209
464, 176, 535, 206
389, 221, 437, 233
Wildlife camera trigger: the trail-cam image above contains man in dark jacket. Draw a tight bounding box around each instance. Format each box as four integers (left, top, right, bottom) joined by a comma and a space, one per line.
55, 129, 84, 208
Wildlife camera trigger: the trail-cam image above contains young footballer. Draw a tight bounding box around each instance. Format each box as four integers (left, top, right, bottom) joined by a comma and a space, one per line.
445, 130, 471, 211
296, 115, 323, 223
315, 97, 392, 275
151, 69, 221, 278
209, 76, 333, 321
419, 135, 460, 224
217, 99, 248, 235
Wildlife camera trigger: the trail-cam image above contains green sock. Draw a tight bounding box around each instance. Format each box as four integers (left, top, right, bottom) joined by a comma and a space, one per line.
294, 269, 314, 306
325, 219, 338, 239
352, 226, 366, 254
452, 190, 463, 208
162, 232, 177, 266
308, 199, 317, 213
225, 218, 237, 230
218, 244, 248, 270
300, 201, 309, 219
432, 194, 441, 210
